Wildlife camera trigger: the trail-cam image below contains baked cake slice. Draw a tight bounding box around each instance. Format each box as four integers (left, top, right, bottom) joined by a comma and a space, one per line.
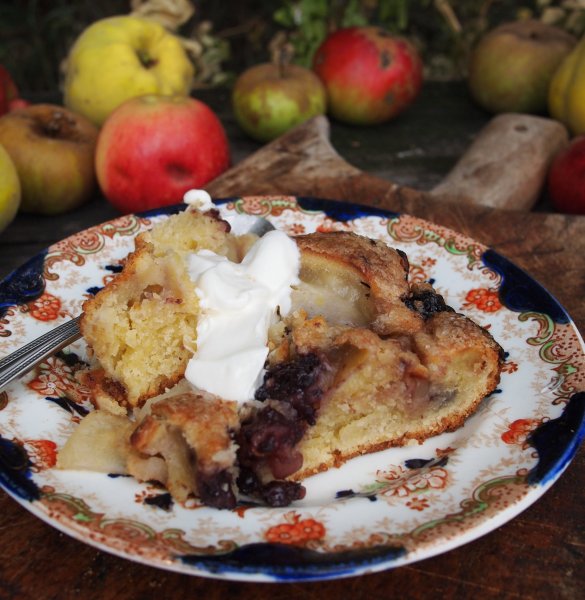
79, 207, 245, 412
129, 389, 239, 509
235, 233, 503, 502
64, 210, 503, 509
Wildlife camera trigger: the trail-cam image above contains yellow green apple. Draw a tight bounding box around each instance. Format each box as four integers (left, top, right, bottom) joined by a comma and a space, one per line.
232, 63, 327, 142
0, 104, 98, 215
0, 143, 20, 232
64, 16, 194, 127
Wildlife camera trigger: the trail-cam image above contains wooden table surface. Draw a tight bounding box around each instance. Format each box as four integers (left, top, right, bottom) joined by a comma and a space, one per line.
0, 83, 584, 599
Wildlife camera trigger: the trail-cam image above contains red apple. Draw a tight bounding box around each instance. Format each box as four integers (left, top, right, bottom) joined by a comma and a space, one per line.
0, 104, 99, 215
312, 26, 423, 125
547, 135, 585, 215
0, 65, 20, 116
96, 95, 230, 214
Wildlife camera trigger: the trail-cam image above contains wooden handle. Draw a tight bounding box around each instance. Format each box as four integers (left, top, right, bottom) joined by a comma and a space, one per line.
209, 114, 568, 212
430, 113, 569, 211
207, 116, 360, 199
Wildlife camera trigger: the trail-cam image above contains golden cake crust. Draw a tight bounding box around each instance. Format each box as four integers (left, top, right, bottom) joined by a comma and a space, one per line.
295, 231, 423, 335
284, 310, 502, 480
129, 391, 239, 507
244, 232, 503, 484
71, 217, 503, 508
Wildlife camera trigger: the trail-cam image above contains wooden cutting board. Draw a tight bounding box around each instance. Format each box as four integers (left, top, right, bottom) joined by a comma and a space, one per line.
208, 114, 584, 333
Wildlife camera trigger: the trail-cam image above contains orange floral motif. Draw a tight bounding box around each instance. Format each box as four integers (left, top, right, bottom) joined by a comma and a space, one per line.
421, 257, 437, 268
265, 512, 326, 545
501, 419, 542, 446
103, 274, 117, 287
0, 306, 17, 337
408, 265, 428, 284
290, 223, 306, 235
406, 496, 430, 511
376, 464, 449, 497
316, 218, 350, 233
502, 361, 519, 374
25, 439, 57, 470
28, 293, 62, 321
27, 356, 91, 403
234, 505, 253, 519
436, 447, 456, 457
44, 215, 146, 280
463, 288, 502, 313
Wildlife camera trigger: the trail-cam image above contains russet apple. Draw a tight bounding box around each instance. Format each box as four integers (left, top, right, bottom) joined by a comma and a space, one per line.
312, 27, 423, 125
468, 20, 576, 114
0, 104, 98, 215
96, 95, 230, 214
64, 16, 194, 127
0, 143, 20, 233
232, 63, 326, 142
547, 135, 585, 215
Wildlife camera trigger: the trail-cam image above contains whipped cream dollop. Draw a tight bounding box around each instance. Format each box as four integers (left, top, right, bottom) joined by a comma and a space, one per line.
185, 229, 300, 402
184, 189, 214, 212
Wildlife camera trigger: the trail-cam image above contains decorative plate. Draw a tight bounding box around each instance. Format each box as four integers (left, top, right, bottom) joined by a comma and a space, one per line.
0, 197, 584, 583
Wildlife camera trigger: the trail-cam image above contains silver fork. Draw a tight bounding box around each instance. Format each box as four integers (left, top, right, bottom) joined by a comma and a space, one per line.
0, 215, 275, 390
0, 316, 82, 389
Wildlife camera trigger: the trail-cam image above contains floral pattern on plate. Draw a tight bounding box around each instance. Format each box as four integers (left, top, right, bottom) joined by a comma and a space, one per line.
0, 196, 583, 582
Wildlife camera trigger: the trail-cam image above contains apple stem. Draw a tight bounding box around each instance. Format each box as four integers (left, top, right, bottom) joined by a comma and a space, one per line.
278, 50, 286, 78
137, 48, 157, 69
44, 111, 75, 138
269, 32, 294, 78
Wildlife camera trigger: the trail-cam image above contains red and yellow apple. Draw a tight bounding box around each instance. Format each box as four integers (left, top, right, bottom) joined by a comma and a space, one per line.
64, 16, 194, 127
547, 135, 585, 215
468, 20, 576, 114
0, 104, 98, 215
232, 63, 326, 142
0, 143, 20, 232
96, 95, 230, 214
0, 65, 20, 116
312, 26, 423, 125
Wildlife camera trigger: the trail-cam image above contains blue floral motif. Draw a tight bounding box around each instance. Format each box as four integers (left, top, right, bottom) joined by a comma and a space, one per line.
482, 249, 569, 324
0, 435, 40, 501
528, 391, 585, 485
0, 251, 47, 319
